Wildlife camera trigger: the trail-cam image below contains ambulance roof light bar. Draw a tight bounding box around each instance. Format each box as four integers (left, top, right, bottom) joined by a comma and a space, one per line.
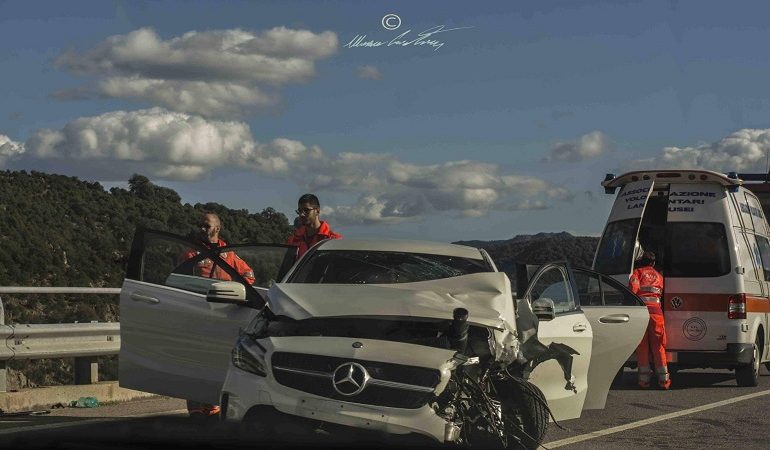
602, 169, 743, 192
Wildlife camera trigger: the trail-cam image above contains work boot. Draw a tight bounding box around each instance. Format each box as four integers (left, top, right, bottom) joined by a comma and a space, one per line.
638, 367, 651, 389
656, 367, 671, 390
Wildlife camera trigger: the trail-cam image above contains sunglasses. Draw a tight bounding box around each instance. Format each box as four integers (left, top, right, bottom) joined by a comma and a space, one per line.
199, 223, 215, 229
295, 207, 318, 215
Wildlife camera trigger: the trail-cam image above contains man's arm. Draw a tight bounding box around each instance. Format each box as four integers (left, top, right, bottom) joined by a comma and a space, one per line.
232, 254, 256, 285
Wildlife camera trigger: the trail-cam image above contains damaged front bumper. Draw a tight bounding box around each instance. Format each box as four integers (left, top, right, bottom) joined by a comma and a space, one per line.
222, 335, 461, 443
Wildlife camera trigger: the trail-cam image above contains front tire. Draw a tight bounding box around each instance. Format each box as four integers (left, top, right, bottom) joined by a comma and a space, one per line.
495, 379, 549, 450
736, 337, 761, 387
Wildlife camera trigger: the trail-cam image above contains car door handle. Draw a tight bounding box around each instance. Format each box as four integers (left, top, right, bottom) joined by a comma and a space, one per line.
130, 293, 160, 304
573, 323, 588, 332
599, 314, 630, 324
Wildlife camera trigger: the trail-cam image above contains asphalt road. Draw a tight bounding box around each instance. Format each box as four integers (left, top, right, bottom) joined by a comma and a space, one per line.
1, 367, 769, 449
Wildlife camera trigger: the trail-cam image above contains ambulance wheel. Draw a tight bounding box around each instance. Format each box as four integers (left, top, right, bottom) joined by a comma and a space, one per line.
736, 337, 761, 387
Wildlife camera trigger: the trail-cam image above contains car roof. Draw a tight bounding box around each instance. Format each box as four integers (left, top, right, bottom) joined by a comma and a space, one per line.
315, 238, 485, 260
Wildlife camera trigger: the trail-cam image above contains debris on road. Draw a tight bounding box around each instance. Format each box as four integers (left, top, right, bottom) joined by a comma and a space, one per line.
70, 396, 99, 408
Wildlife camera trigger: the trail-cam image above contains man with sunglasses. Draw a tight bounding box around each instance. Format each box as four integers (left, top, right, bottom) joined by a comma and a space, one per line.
287, 193, 341, 257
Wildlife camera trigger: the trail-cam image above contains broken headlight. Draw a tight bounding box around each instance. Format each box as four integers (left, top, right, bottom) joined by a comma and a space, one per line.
231, 334, 267, 377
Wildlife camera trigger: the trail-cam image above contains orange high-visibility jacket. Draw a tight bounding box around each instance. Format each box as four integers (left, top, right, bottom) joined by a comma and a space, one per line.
180, 239, 256, 285
287, 221, 341, 258
629, 265, 664, 305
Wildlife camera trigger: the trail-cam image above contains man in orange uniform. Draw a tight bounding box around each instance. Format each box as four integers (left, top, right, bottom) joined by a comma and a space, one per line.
629, 246, 670, 390
180, 212, 255, 285
287, 193, 341, 258
181, 212, 255, 418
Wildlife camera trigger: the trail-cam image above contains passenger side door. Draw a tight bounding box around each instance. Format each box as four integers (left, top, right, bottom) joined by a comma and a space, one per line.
119, 228, 297, 404
525, 263, 594, 422
573, 267, 648, 409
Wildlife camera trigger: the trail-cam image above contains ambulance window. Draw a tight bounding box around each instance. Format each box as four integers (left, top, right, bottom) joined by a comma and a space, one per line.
594, 218, 640, 275
755, 235, 770, 281
666, 223, 730, 277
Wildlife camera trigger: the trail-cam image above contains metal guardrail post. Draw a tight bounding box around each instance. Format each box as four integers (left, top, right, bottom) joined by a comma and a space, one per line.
74, 356, 98, 385
0, 288, 122, 392
0, 295, 5, 392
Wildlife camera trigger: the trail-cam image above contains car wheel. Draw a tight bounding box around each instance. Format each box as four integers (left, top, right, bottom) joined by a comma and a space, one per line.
239, 407, 276, 443
495, 379, 549, 450
736, 337, 761, 387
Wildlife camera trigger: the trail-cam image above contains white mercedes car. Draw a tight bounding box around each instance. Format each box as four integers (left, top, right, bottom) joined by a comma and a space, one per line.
119, 228, 648, 448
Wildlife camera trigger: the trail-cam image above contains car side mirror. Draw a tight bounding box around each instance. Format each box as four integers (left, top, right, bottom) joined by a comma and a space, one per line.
206, 281, 247, 304
531, 297, 556, 321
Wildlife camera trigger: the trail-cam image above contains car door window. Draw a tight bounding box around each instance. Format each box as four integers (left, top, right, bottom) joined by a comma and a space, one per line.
572, 269, 603, 306
571, 267, 643, 307
528, 266, 576, 314
600, 274, 643, 306
129, 230, 297, 297
141, 234, 220, 295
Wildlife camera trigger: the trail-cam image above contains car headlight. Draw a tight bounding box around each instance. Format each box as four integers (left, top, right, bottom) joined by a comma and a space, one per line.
231, 334, 267, 377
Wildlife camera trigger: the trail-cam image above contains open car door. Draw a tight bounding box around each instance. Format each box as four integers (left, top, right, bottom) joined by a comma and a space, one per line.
593, 179, 654, 284
572, 267, 648, 410
523, 262, 593, 422
119, 228, 297, 404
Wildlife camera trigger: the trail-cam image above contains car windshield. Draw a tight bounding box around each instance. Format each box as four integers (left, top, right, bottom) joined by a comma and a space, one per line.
289, 250, 490, 283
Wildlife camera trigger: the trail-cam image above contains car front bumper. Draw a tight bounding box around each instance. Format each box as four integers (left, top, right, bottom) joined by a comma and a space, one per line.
221, 336, 459, 443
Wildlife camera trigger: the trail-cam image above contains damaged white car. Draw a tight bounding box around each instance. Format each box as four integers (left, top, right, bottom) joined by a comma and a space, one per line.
119, 229, 648, 448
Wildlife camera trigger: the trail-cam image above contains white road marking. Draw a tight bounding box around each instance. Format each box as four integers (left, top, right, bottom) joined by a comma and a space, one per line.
545, 389, 770, 448
0, 408, 188, 435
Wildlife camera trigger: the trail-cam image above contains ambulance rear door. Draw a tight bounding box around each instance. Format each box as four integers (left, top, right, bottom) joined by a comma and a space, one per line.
665, 183, 740, 351
593, 180, 654, 284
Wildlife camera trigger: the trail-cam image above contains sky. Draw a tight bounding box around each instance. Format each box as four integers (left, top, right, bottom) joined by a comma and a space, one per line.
3, 0, 770, 242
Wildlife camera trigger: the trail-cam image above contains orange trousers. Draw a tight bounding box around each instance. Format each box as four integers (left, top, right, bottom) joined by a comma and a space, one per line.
636, 305, 667, 371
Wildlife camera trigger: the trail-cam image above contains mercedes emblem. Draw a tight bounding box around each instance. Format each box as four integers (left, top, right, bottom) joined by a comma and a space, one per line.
332, 362, 369, 396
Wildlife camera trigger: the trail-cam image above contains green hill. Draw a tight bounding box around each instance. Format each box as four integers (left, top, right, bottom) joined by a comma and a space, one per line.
0, 170, 293, 387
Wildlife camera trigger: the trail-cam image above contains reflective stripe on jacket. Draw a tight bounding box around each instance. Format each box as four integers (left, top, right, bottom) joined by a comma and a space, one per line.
629, 265, 664, 305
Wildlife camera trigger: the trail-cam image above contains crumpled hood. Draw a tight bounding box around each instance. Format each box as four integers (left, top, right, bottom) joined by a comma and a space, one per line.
266, 272, 514, 329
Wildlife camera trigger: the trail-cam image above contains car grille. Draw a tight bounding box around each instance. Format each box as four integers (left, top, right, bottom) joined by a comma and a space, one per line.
271, 352, 441, 409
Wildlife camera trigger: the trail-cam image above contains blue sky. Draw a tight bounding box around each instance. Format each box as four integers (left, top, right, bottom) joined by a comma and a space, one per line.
3, 0, 770, 241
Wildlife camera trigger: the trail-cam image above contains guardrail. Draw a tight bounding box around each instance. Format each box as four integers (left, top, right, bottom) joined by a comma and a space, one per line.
0, 287, 121, 393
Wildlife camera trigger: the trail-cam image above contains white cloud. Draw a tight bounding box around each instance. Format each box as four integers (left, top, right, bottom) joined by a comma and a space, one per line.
544, 131, 610, 163
628, 128, 770, 173
12, 106, 571, 222
356, 65, 382, 80
0, 134, 24, 164
23, 108, 257, 181
54, 27, 338, 117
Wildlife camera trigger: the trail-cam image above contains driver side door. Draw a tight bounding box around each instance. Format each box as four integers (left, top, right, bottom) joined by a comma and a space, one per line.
525, 263, 593, 422
119, 228, 297, 404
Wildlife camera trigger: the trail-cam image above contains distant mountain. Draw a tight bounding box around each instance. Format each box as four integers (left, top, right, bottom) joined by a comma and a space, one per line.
454, 232, 600, 290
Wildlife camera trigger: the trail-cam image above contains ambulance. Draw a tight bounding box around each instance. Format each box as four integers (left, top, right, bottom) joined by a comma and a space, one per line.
594, 169, 770, 386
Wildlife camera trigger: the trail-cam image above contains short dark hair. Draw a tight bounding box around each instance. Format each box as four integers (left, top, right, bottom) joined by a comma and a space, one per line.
298, 193, 320, 208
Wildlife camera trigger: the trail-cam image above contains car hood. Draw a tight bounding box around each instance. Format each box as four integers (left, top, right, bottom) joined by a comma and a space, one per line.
266, 272, 513, 329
